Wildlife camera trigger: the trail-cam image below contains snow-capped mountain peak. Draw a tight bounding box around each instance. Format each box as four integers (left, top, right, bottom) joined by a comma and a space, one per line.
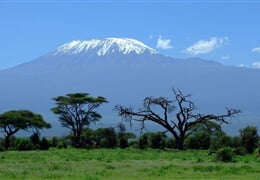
53, 38, 158, 56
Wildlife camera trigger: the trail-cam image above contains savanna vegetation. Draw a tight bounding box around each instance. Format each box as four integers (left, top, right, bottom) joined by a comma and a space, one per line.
0, 90, 259, 179
0, 148, 260, 179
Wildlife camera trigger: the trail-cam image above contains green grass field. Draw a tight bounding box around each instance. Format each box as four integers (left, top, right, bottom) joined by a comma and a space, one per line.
0, 148, 259, 179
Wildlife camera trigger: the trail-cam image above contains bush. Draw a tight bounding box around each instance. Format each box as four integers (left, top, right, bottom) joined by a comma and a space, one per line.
57, 141, 67, 149
138, 133, 149, 149
185, 131, 210, 149
210, 135, 233, 152
96, 128, 118, 148
0, 146, 5, 152
234, 146, 247, 156
15, 139, 34, 151
216, 147, 234, 162
240, 126, 258, 154
40, 137, 50, 150
0, 138, 5, 151
50, 136, 59, 147
166, 138, 176, 149
150, 132, 166, 149
30, 133, 40, 146
119, 137, 128, 149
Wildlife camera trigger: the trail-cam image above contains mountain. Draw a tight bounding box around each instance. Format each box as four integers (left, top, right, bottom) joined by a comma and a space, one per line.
0, 38, 259, 135
53, 38, 158, 56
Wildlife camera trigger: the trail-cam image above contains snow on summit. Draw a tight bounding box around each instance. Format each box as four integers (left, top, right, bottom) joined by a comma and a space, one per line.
53, 38, 158, 56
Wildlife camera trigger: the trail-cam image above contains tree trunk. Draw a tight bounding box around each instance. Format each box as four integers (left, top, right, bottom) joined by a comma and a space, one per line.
72, 132, 83, 148
175, 137, 185, 150
5, 135, 11, 150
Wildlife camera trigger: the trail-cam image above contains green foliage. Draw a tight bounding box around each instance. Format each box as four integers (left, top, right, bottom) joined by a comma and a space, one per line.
210, 134, 233, 152
118, 132, 136, 149
119, 137, 128, 149
40, 137, 50, 150
0, 138, 5, 151
51, 93, 108, 148
81, 128, 97, 149
234, 146, 247, 156
137, 132, 167, 149
0, 110, 51, 149
138, 133, 149, 149
50, 136, 59, 147
165, 138, 176, 149
185, 131, 211, 149
216, 147, 234, 162
30, 133, 40, 146
15, 138, 34, 151
185, 121, 223, 150
240, 126, 258, 154
95, 128, 117, 148
150, 132, 166, 149
57, 141, 67, 149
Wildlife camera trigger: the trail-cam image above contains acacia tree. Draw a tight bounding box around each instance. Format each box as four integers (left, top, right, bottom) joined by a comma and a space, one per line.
51, 93, 108, 148
115, 89, 240, 150
0, 110, 51, 149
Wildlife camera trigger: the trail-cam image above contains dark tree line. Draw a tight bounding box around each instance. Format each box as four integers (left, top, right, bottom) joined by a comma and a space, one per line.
1, 89, 259, 154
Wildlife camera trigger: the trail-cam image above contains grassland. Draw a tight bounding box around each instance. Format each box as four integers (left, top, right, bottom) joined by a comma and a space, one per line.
0, 148, 259, 179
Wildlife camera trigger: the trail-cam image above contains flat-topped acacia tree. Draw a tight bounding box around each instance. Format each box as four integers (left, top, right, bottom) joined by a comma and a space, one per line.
51, 93, 108, 148
115, 89, 240, 150
0, 110, 51, 149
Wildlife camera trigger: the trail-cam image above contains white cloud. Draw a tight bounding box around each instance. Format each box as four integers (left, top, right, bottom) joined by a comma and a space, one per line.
238, 62, 260, 69
252, 62, 260, 69
239, 64, 247, 68
156, 36, 173, 50
185, 37, 228, 55
252, 47, 260, 53
221, 55, 230, 60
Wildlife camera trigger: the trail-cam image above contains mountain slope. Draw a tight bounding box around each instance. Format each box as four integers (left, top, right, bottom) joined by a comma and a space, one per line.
0, 38, 259, 135
53, 38, 158, 56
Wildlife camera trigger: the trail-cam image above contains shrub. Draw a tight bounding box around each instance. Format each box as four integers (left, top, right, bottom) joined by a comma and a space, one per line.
0, 146, 5, 152
216, 147, 234, 162
15, 139, 34, 151
240, 126, 258, 154
40, 137, 50, 150
210, 135, 233, 152
96, 128, 118, 148
119, 137, 128, 149
150, 132, 166, 149
0, 138, 5, 151
185, 131, 210, 149
234, 146, 247, 156
57, 141, 67, 149
30, 133, 40, 146
138, 133, 149, 149
50, 136, 59, 147
166, 138, 176, 149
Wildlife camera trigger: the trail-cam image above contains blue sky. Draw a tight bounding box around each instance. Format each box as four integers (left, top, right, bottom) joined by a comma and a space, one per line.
1, 1, 260, 70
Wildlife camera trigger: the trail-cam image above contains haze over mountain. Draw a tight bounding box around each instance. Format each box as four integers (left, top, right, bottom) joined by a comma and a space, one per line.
0, 38, 259, 135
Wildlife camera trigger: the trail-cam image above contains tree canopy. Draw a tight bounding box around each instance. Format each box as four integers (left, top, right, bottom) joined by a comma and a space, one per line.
115, 89, 240, 150
0, 110, 51, 149
51, 92, 108, 148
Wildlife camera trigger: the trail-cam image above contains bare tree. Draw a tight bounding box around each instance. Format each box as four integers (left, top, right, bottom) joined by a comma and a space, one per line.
115, 89, 240, 150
